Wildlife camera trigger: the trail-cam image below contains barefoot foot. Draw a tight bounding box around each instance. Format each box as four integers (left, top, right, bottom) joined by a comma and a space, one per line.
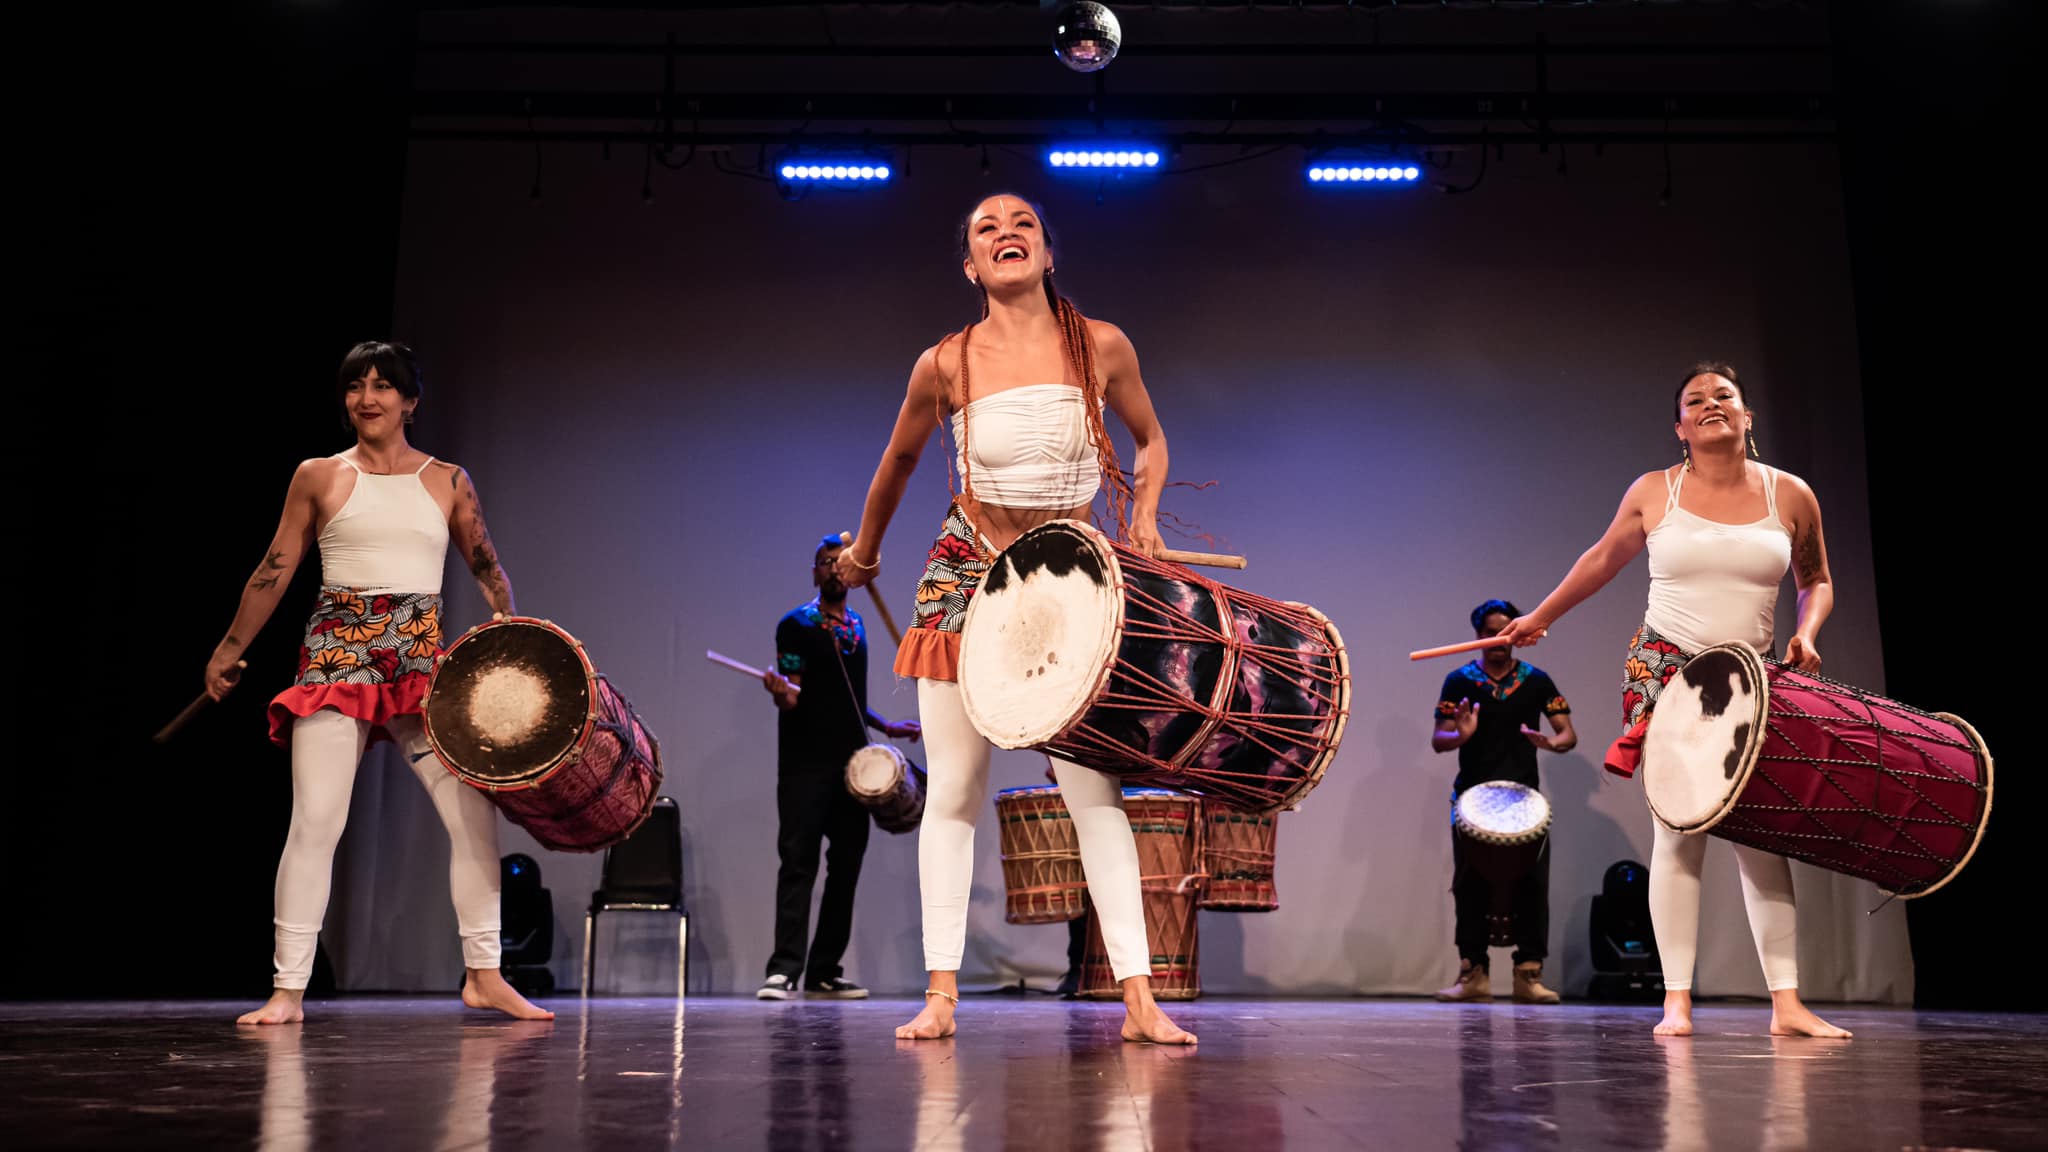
895, 999, 956, 1040
1653, 990, 1693, 1037
236, 989, 306, 1026
1121, 1001, 1197, 1045
461, 969, 555, 1021
1770, 999, 1852, 1039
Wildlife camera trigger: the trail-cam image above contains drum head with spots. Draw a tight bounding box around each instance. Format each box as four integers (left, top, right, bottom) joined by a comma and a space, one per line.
1642, 641, 1771, 832
958, 521, 1123, 749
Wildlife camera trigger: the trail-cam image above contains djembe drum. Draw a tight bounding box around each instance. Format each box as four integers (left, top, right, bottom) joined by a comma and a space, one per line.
1452, 781, 1553, 944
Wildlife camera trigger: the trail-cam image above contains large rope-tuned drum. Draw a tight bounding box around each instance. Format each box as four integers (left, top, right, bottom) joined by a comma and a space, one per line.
423, 616, 662, 853
958, 520, 1349, 814
1642, 641, 1993, 897
996, 785, 1088, 924
1076, 788, 1206, 1001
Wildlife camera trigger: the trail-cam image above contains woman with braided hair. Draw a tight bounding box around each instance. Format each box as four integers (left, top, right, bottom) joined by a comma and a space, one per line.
836, 193, 1191, 1043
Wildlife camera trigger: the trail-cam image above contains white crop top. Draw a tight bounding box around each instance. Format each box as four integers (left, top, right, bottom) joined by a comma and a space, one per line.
318, 455, 450, 594
951, 383, 1102, 509
1643, 464, 1791, 655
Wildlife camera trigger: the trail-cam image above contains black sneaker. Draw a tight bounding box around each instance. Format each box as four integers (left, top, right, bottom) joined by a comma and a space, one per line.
804, 977, 868, 1000
757, 974, 797, 1001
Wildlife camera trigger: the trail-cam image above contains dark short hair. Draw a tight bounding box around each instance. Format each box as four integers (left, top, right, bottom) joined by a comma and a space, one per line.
337, 341, 422, 401
1471, 599, 1520, 632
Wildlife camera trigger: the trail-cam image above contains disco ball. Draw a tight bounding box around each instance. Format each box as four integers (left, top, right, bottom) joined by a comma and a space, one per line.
1052, 2, 1121, 74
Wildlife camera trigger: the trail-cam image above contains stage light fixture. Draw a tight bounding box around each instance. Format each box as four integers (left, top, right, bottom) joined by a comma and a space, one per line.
1046, 146, 1162, 172
775, 158, 894, 186
1306, 163, 1423, 185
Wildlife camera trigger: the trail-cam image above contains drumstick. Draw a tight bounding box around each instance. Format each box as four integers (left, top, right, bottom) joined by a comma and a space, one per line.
706, 649, 798, 693
153, 660, 246, 744
1159, 548, 1248, 570
836, 531, 905, 645
1408, 634, 1540, 661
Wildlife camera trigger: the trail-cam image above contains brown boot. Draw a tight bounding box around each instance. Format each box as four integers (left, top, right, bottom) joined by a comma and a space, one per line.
1513, 961, 1562, 1004
1435, 959, 1491, 1002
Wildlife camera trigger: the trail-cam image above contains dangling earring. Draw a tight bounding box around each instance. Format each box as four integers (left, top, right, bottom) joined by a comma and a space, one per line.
1681, 440, 1692, 471
403, 410, 415, 425
1747, 427, 1760, 459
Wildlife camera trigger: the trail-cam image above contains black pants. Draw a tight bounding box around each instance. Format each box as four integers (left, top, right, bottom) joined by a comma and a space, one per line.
768, 764, 872, 983
1451, 819, 1550, 967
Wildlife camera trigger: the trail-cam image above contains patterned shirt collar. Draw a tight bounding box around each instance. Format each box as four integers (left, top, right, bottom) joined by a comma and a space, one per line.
1458, 659, 1529, 700
798, 598, 864, 653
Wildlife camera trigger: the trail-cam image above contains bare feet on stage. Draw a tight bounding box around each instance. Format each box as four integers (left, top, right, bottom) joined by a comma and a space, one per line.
236, 989, 306, 1026
461, 968, 556, 1021
1653, 989, 1694, 1037
1769, 990, 1852, 1039
1121, 978, 1197, 1046
897, 971, 959, 1040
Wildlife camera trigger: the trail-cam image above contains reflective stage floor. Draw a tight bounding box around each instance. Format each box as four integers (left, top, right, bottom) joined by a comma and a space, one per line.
4, 997, 2044, 1150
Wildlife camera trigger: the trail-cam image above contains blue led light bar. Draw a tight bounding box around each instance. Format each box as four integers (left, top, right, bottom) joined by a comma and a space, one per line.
1307, 164, 1423, 185
1046, 147, 1163, 171
777, 161, 893, 183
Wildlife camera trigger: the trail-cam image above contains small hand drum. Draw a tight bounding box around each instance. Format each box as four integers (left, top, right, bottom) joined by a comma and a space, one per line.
424, 616, 662, 853
845, 743, 925, 835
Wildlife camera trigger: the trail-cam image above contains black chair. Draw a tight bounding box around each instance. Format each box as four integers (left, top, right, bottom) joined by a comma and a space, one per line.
582, 797, 687, 996
1586, 858, 1664, 1001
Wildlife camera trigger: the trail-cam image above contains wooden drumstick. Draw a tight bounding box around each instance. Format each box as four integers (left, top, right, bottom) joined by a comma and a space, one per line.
836, 531, 904, 645
154, 660, 246, 744
1408, 634, 1540, 662
1159, 547, 1248, 570
706, 649, 798, 693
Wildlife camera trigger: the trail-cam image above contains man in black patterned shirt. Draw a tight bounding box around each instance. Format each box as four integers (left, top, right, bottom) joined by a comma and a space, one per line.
1431, 599, 1577, 1003
756, 535, 919, 1001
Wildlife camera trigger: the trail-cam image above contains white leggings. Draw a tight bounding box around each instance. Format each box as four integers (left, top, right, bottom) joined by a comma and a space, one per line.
271, 709, 502, 989
916, 679, 1151, 982
1650, 820, 1799, 992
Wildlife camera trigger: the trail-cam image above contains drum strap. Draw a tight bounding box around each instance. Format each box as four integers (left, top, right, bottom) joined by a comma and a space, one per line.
829, 643, 872, 748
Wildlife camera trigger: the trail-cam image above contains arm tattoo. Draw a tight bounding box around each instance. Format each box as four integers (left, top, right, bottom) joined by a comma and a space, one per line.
249, 550, 287, 591
1794, 526, 1824, 584
224, 635, 243, 651
469, 541, 500, 582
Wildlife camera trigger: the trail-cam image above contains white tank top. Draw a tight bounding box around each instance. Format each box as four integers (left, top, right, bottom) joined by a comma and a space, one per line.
1643, 464, 1790, 655
952, 383, 1102, 509
318, 455, 450, 594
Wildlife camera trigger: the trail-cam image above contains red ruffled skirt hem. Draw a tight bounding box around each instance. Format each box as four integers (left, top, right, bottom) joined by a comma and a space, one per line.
268, 680, 431, 748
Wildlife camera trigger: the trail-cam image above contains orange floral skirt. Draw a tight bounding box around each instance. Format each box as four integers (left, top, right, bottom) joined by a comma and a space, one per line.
893, 502, 993, 682
267, 588, 443, 746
